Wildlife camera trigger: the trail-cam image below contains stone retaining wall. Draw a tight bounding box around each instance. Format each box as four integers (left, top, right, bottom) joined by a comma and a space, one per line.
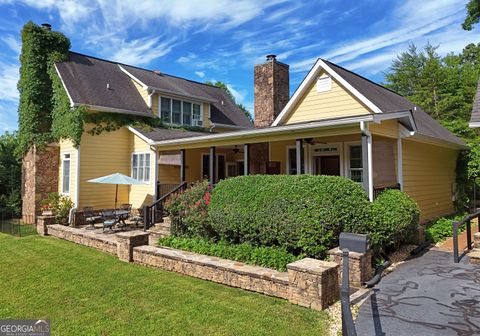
44, 224, 340, 310
47, 225, 118, 255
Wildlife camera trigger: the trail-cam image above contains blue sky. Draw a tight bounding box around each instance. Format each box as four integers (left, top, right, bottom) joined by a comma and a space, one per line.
0, 0, 479, 133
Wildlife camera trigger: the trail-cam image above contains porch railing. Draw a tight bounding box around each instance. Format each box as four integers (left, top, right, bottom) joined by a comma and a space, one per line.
452, 210, 480, 263
144, 181, 187, 231
373, 183, 401, 199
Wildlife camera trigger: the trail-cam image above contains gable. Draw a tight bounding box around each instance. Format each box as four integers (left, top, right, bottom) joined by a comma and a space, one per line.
284, 70, 372, 125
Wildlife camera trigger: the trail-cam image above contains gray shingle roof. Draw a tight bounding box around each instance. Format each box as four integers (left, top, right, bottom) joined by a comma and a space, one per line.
56, 52, 253, 128
121, 64, 252, 128
470, 81, 480, 124
55, 52, 152, 116
325, 60, 465, 147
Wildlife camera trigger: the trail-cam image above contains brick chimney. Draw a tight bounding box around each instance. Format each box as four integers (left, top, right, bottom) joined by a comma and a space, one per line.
254, 54, 289, 127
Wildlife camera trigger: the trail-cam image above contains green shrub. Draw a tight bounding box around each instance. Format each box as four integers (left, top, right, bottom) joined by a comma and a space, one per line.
425, 212, 468, 243
159, 236, 301, 271
165, 181, 214, 237
40, 192, 74, 224
208, 175, 369, 259
346, 189, 420, 253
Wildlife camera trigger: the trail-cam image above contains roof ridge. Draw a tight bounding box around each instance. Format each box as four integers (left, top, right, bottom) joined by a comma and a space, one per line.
67, 50, 223, 91
322, 58, 414, 105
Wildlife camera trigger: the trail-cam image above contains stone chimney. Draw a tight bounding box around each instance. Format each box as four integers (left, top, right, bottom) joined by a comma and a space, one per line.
254, 54, 289, 127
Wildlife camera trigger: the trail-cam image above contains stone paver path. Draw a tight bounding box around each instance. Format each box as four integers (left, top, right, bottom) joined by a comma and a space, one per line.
355, 249, 480, 336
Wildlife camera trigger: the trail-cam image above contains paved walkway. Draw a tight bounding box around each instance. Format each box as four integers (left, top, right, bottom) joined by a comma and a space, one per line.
355, 249, 480, 335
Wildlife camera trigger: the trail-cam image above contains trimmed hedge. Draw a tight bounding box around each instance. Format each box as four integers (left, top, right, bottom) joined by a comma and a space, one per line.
425, 212, 468, 243
346, 189, 420, 253
159, 236, 301, 271
209, 175, 369, 259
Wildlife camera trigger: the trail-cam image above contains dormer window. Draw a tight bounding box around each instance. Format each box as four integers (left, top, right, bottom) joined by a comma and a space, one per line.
159, 96, 203, 127
317, 74, 332, 93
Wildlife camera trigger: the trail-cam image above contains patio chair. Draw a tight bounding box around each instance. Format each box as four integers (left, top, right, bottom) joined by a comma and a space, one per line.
130, 207, 145, 228
83, 206, 102, 230
100, 209, 117, 233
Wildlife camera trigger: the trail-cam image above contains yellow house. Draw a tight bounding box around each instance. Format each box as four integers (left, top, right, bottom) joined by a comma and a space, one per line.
54, 52, 465, 224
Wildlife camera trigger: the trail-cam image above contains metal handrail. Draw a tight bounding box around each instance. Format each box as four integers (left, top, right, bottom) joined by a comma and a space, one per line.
144, 181, 187, 231
452, 210, 480, 263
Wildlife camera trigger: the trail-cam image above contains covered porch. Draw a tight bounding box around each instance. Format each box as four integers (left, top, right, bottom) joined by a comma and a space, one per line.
153, 121, 409, 201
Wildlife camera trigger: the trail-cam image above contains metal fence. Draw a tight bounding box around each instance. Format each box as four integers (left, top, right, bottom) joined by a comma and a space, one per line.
452, 210, 480, 263
0, 212, 36, 237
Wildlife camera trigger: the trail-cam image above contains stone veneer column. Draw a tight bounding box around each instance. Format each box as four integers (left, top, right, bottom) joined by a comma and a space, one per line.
474, 232, 480, 249
22, 144, 60, 224
116, 231, 150, 262
328, 247, 373, 288
287, 258, 339, 310
36, 215, 57, 236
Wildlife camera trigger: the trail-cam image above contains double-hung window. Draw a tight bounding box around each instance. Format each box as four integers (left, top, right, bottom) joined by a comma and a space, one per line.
132, 153, 151, 182
161, 97, 171, 123
62, 153, 71, 194
159, 96, 202, 126
348, 145, 363, 182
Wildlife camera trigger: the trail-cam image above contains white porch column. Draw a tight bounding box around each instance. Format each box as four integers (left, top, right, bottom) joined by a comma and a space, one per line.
361, 122, 374, 201
397, 137, 403, 191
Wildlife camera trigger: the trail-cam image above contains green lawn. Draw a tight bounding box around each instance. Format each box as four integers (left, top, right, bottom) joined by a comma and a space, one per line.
0, 233, 329, 335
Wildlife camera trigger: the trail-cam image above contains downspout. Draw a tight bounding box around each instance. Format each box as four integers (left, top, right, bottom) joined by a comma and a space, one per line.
147, 88, 154, 110
209, 121, 216, 133
360, 121, 374, 201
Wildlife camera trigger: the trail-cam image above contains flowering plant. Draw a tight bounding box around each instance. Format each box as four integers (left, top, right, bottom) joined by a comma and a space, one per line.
165, 181, 214, 237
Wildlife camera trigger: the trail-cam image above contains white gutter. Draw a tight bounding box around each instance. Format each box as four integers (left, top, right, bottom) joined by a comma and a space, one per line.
151, 114, 374, 146
74, 103, 152, 117
209, 123, 248, 130
127, 126, 155, 145
360, 121, 374, 201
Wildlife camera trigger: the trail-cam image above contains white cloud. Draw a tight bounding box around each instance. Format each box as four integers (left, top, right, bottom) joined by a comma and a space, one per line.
109, 36, 177, 66
0, 62, 19, 101
177, 53, 197, 63
226, 84, 246, 104
195, 71, 205, 78
1, 35, 21, 55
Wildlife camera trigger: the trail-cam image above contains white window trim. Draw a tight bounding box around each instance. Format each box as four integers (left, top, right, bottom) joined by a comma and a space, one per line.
131, 151, 152, 183
61, 152, 71, 195
309, 142, 344, 176
344, 141, 363, 185
158, 95, 203, 127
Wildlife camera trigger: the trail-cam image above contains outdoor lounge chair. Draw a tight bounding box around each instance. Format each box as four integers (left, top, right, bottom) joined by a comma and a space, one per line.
83, 206, 102, 230
100, 210, 117, 233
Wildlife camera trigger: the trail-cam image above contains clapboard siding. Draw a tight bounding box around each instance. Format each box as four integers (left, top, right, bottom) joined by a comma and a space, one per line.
285, 71, 371, 124
402, 139, 457, 222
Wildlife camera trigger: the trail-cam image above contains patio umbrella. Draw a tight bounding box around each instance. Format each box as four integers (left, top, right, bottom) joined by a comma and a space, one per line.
87, 173, 145, 210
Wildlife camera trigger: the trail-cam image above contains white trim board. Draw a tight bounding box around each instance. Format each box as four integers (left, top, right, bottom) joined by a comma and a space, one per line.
272, 58, 382, 127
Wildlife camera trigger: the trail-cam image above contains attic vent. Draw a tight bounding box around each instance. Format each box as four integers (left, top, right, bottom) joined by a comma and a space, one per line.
316, 75, 332, 93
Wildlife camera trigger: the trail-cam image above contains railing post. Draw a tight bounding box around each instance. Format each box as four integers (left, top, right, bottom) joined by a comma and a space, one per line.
453, 221, 459, 263
467, 219, 472, 250
143, 206, 149, 232
341, 249, 357, 336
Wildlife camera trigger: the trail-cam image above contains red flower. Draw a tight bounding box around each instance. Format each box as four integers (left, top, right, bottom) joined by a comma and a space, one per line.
195, 201, 201, 206
203, 192, 211, 205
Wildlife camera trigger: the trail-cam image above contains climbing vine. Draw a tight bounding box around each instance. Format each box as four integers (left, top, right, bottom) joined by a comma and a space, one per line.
17, 21, 70, 155
18, 22, 207, 152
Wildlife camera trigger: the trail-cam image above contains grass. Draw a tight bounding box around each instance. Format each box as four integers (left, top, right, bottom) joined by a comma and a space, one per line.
0, 233, 329, 335
0, 220, 36, 236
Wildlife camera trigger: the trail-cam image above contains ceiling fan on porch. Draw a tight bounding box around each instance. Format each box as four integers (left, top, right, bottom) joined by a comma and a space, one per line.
233, 145, 244, 154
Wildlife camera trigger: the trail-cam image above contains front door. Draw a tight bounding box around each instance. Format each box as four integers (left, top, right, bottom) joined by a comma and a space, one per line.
313, 155, 340, 176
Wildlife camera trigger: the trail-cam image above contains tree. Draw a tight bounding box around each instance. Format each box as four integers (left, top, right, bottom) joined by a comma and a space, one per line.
0, 132, 21, 215
205, 81, 253, 122
463, 0, 480, 31
385, 42, 480, 208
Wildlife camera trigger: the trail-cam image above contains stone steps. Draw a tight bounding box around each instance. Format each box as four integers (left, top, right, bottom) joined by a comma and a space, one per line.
468, 248, 480, 265
147, 217, 171, 246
